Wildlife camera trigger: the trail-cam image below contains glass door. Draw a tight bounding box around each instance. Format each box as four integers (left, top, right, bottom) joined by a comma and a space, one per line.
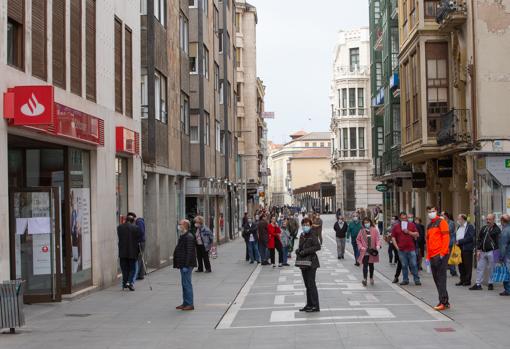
9, 188, 62, 303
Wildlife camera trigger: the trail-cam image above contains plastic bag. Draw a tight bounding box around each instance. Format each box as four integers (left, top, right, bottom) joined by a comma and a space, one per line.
448, 245, 462, 265
491, 263, 510, 283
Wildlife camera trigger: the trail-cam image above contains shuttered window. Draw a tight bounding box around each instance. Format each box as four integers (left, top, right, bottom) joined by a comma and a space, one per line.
7, 0, 24, 70
31, 0, 46, 79
52, 0, 66, 89
70, 0, 82, 95
114, 18, 123, 113
124, 26, 132, 118
86, 0, 96, 101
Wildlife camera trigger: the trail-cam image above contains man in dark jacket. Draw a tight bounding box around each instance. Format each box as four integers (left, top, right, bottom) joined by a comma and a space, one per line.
244, 217, 260, 263
334, 216, 348, 259
455, 214, 475, 286
127, 212, 146, 281
173, 219, 197, 311
258, 214, 269, 265
470, 213, 501, 291
117, 214, 140, 291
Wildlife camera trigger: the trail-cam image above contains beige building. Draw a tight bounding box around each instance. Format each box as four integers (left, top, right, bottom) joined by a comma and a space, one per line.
291, 149, 335, 190
330, 28, 381, 214
397, 0, 510, 224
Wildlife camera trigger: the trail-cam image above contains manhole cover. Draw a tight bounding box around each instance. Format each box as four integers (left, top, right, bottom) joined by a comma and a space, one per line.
65, 313, 92, 318
434, 327, 455, 333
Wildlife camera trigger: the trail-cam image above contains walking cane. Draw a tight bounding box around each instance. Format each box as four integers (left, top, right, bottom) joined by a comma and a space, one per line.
139, 244, 153, 291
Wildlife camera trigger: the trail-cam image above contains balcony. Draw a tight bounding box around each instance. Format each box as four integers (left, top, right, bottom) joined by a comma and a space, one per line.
332, 108, 367, 118
332, 149, 369, 164
436, 108, 471, 146
334, 65, 370, 79
436, 0, 467, 31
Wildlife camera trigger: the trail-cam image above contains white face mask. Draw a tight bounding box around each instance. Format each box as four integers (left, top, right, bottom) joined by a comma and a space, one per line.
195, 223, 201, 228
364, 223, 371, 229
428, 211, 437, 220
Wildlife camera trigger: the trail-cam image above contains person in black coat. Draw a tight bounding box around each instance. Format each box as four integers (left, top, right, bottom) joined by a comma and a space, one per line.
117, 214, 141, 291
258, 215, 269, 265
455, 214, 475, 286
414, 217, 426, 271
334, 216, 348, 259
173, 219, 197, 311
296, 217, 321, 312
243, 218, 260, 263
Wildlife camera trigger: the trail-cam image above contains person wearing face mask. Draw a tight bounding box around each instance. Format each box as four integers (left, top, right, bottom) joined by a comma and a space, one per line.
426, 206, 451, 311
295, 218, 321, 312
391, 212, 421, 286
455, 214, 475, 286
244, 217, 260, 264
334, 216, 348, 259
258, 214, 270, 265
268, 215, 284, 267
356, 218, 381, 286
348, 214, 363, 266
384, 216, 399, 265
173, 219, 197, 311
194, 216, 213, 273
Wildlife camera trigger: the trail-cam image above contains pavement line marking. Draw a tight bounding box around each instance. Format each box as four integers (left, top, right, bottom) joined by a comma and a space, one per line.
216, 264, 262, 330
270, 307, 395, 323
325, 235, 451, 322
239, 303, 413, 311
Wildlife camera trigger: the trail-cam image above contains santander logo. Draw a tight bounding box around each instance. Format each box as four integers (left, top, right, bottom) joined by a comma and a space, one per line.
20, 93, 46, 117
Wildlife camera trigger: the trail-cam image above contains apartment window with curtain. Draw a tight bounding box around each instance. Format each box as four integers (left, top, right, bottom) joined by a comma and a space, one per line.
349, 48, 360, 71
125, 26, 133, 118
8, 0, 24, 70
154, 71, 167, 123
426, 42, 449, 135
189, 43, 198, 73
86, 0, 96, 101
53, 0, 66, 88
180, 13, 189, 53
219, 81, 224, 104
32, 0, 46, 80
216, 121, 221, 151
424, 0, 439, 18
357, 88, 364, 115
190, 114, 199, 144
341, 88, 347, 115
349, 88, 356, 115
71, 0, 82, 95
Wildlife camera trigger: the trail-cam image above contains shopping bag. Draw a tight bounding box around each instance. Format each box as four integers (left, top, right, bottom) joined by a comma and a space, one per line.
448, 245, 462, 265
491, 263, 510, 283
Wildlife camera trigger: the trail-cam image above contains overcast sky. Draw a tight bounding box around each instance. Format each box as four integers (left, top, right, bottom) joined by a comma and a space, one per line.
250, 0, 369, 144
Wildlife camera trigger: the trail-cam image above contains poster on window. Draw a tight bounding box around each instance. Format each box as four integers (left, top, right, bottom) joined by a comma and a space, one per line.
32, 233, 52, 275
70, 188, 92, 272
31, 192, 50, 217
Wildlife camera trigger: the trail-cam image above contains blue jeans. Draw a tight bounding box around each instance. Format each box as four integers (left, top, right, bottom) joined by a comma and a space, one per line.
282, 246, 289, 265
398, 250, 420, 282
180, 267, 194, 306
504, 260, 510, 293
351, 239, 359, 262
248, 241, 260, 262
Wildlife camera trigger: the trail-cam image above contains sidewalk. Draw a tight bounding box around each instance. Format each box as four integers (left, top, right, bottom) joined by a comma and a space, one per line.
1, 237, 256, 349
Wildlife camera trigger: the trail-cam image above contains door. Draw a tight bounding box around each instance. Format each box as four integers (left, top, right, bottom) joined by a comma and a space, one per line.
9, 187, 62, 303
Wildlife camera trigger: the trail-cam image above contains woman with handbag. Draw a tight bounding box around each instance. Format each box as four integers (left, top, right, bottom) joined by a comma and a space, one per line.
295, 217, 321, 312
356, 218, 381, 286
268, 215, 284, 268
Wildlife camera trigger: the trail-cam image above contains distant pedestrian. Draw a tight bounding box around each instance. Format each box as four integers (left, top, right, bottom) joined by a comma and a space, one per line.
498, 214, 510, 296
281, 218, 291, 266
117, 214, 140, 291
356, 218, 381, 286
296, 217, 321, 312
455, 214, 475, 287
268, 215, 284, 267
470, 213, 500, 291
414, 217, 426, 271
258, 214, 270, 265
441, 211, 458, 277
287, 213, 300, 256
348, 214, 362, 266
426, 206, 451, 311
127, 212, 146, 282
391, 212, 421, 286
173, 219, 196, 311
334, 215, 347, 259
312, 212, 323, 245
194, 216, 213, 273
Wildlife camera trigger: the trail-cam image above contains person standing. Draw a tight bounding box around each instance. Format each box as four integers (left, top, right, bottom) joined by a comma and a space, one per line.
470, 213, 501, 291
268, 215, 284, 267
242, 217, 251, 262
117, 214, 140, 291
287, 213, 300, 256
356, 218, 381, 286
194, 216, 213, 273
258, 214, 269, 265
348, 214, 362, 266
375, 206, 383, 234
245, 217, 260, 264
498, 214, 510, 296
312, 212, 324, 245
334, 216, 348, 259
296, 218, 321, 312
414, 217, 426, 271
441, 211, 458, 277
426, 206, 451, 311
280, 218, 291, 266
455, 214, 475, 286
391, 212, 421, 286
173, 219, 197, 311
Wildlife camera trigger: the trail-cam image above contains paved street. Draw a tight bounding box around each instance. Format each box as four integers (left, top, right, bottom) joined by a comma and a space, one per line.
2, 215, 508, 348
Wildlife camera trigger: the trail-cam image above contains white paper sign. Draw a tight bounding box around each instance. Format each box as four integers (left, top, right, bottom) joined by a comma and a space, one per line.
31, 192, 50, 217
16, 218, 28, 235
28, 217, 51, 235
401, 221, 408, 230
70, 188, 92, 270
32, 234, 52, 275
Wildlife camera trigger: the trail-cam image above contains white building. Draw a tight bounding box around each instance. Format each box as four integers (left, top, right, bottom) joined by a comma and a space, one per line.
330, 28, 381, 214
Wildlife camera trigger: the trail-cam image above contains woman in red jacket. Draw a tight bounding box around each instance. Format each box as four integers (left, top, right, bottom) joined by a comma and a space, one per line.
268, 215, 284, 267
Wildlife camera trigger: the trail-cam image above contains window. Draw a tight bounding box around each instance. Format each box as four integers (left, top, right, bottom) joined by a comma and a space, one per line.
32, 0, 46, 80
114, 17, 123, 113
357, 88, 364, 115
125, 26, 133, 117
219, 30, 223, 53
53, 0, 66, 88
305, 142, 309, 147
312, 142, 317, 147
358, 127, 365, 157
349, 48, 360, 71
340, 127, 366, 158
155, 71, 167, 123
226, 32, 231, 57
141, 73, 148, 118
203, 45, 209, 78
190, 126, 199, 143
214, 6, 219, 34
341, 88, 347, 115
375, 62, 382, 89
342, 128, 348, 157
204, 0, 208, 16
320, 142, 325, 147
214, 63, 220, 90
220, 130, 225, 154
219, 81, 224, 104
181, 94, 190, 134
349, 128, 357, 157
180, 14, 189, 53
86, 0, 96, 101
154, 0, 166, 26
377, 127, 384, 156
237, 83, 242, 102
189, 43, 198, 73
204, 112, 210, 145
424, 0, 439, 18
189, 0, 197, 7
349, 88, 356, 115
216, 121, 221, 151
235, 13, 241, 32
227, 81, 232, 106
8, 0, 25, 70
426, 42, 449, 134
236, 48, 241, 68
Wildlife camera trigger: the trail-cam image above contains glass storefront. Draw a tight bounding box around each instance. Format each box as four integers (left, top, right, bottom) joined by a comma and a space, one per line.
115, 157, 128, 224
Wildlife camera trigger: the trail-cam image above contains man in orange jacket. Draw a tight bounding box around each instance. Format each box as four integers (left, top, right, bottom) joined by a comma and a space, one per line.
426, 206, 451, 311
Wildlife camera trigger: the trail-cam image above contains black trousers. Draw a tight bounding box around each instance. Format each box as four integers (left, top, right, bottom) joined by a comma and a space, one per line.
363, 255, 374, 279
459, 250, 473, 285
196, 244, 211, 272
269, 238, 283, 265
301, 267, 319, 308
137, 242, 145, 279
431, 255, 449, 305
388, 243, 397, 263
394, 252, 402, 278
120, 258, 137, 286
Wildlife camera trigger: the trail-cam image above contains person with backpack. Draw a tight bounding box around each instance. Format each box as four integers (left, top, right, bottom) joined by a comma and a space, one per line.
356, 217, 381, 286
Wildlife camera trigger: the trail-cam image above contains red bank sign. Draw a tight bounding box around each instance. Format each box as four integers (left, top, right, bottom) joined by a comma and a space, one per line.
4, 86, 54, 125
116, 127, 139, 155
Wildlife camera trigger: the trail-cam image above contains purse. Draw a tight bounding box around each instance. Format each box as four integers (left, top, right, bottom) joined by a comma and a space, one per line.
365, 232, 379, 257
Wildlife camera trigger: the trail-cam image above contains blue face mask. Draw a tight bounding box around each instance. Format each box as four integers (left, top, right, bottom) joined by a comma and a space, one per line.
303, 226, 311, 234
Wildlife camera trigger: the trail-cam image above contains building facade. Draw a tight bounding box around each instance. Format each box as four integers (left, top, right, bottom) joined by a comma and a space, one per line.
330, 28, 382, 215
1, 0, 142, 302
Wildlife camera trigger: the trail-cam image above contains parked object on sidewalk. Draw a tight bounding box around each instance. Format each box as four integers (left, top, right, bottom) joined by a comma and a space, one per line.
492, 263, 510, 283
0, 280, 25, 333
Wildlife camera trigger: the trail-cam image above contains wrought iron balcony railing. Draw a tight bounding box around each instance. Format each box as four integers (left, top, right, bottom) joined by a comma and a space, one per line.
436, 0, 467, 30
436, 108, 471, 146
